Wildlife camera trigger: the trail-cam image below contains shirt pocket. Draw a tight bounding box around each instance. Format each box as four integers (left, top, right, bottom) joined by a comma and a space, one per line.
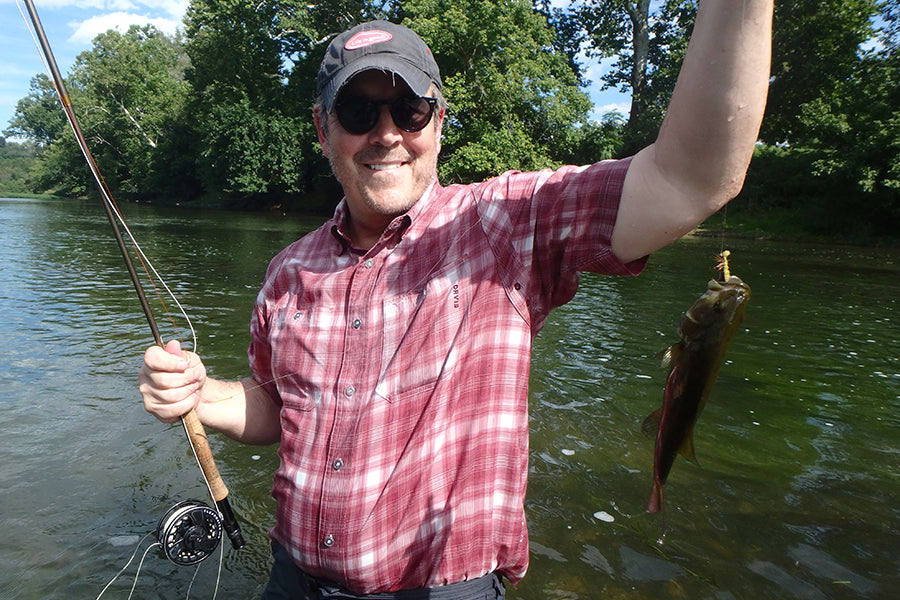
375, 257, 470, 403
267, 305, 337, 412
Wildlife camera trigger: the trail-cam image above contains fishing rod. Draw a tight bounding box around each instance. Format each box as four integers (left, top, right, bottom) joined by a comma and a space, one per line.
21, 0, 244, 560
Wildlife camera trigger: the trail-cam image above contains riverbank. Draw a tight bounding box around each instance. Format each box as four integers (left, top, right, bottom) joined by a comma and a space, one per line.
4, 191, 897, 248
698, 205, 900, 248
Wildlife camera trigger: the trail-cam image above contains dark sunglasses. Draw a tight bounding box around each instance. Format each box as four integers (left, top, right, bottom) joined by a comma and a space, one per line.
334, 95, 438, 135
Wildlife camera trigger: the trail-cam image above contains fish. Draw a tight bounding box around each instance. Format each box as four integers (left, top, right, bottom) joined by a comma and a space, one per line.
643, 263, 751, 514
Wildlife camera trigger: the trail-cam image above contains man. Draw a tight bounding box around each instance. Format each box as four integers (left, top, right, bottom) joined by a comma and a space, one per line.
140, 2, 773, 598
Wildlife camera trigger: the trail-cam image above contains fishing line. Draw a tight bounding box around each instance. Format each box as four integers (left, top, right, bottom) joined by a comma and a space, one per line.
19, 0, 244, 584
95, 528, 222, 600
15, 0, 197, 352
95, 532, 158, 600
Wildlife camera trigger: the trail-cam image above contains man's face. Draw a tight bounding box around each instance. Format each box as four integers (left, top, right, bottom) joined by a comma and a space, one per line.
316, 70, 444, 242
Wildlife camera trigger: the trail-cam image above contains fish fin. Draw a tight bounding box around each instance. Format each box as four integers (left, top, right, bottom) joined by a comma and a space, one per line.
656, 346, 670, 365
657, 344, 679, 368
647, 480, 664, 514
641, 409, 662, 438
678, 430, 700, 465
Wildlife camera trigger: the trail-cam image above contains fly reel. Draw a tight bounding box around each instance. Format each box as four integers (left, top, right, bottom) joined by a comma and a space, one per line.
156, 500, 223, 565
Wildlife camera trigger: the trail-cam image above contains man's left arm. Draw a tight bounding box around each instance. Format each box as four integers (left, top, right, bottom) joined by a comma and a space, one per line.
612, 0, 774, 264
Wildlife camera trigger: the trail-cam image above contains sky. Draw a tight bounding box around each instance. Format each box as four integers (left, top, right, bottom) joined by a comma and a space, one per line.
1, 0, 630, 140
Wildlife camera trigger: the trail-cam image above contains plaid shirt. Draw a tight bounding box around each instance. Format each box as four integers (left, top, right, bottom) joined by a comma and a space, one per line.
248, 158, 643, 594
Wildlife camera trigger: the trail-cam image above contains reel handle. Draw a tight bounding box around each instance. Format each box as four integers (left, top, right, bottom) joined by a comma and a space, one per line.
182, 411, 246, 549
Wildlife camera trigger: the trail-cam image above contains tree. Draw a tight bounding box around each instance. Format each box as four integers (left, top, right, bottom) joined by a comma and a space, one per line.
790, 43, 900, 235
183, 0, 316, 204
69, 25, 194, 198
881, 0, 900, 49
403, 0, 596, 183
0, 139, 39, 195
763, 0, 880, 145
6, 71, 91, 197
572, 0, 696, 154
5, 74, 68, 147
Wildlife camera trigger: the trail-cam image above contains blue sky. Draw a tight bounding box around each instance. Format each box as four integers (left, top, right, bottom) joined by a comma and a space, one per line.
2, 1, 189, 133
2, 0, 629, 139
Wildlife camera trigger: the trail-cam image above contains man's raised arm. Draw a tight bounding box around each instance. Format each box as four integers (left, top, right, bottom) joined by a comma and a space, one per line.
612, 0, 774, 263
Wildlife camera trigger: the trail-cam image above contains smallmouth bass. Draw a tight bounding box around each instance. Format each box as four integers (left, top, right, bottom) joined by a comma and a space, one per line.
643, 268, 751, 514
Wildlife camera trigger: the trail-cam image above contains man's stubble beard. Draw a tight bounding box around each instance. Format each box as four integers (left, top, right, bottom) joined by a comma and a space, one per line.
323, 129, 441, 219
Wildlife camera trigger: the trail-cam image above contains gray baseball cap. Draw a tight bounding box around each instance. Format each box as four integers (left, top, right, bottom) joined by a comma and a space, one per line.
316, 21, 442, 113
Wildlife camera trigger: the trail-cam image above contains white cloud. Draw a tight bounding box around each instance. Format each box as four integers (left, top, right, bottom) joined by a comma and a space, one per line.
68, 11, 182, 43
591, 102, 630, 121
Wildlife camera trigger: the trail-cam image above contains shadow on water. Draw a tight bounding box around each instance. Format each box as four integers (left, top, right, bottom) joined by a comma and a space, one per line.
0, 198, 897, 598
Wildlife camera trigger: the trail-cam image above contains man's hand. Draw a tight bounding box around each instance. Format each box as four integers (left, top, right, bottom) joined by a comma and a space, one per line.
139, 339, 207, 423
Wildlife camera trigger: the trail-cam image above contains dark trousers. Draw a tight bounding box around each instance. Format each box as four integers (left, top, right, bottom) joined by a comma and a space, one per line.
261, 542, 506, 600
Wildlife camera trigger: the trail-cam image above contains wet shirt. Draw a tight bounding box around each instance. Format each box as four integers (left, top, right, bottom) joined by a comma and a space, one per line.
248, 158, 644, 594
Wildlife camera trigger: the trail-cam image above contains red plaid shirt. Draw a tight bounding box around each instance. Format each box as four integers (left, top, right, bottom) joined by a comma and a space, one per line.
248, 158, 643, 593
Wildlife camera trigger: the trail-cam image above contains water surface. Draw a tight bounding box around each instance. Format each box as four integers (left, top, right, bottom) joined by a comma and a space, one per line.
0, 197, 896, 599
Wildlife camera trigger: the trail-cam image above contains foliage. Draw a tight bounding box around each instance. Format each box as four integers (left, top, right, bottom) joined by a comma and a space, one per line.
793, 50, 900, 231
183, 0, 314, 204
567, 0, 696, 154
5, 74, 68, 147
404, 0, 599, 182
731, 145, 896, 242
5, 72, 89, 197
5, 26, 194, 199
4, 0, 897, 240
763, 0, 880, 145
70, 25, 194, 199
881, 0, 900, 49
0, 139, 39, 195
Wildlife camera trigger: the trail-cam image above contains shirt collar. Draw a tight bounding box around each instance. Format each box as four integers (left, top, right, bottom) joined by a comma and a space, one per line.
329, 177, 440, 255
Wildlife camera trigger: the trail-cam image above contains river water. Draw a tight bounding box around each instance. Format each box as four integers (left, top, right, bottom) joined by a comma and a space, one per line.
0, 197, 897, 599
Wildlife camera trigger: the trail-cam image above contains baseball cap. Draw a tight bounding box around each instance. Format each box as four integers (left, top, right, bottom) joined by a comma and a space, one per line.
316, 20, 442, 113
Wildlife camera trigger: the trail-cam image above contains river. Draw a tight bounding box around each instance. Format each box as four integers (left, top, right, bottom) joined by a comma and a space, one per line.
0, 197, 897, 599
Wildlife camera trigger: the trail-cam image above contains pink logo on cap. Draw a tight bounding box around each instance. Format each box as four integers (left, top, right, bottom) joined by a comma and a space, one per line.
345, 30, 393, 50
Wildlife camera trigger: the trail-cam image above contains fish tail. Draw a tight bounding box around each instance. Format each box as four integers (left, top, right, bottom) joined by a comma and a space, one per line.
647, 479, 664, 514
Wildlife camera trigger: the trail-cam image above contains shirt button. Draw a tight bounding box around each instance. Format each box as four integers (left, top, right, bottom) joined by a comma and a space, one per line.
323, 534, 334, 547
344, 385, 356, 397
364, 258, 374, 268
332, 458, 344, 471
352, 318, 362, 329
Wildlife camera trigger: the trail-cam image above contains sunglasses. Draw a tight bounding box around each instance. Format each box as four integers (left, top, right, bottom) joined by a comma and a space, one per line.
334, 95, 438, 135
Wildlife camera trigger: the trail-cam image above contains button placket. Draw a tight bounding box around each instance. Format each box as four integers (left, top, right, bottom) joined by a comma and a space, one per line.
320, 251, 377, 557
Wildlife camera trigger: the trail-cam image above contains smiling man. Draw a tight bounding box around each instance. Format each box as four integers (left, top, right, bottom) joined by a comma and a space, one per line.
315, 65, 445, 250
140, 4, 774, 599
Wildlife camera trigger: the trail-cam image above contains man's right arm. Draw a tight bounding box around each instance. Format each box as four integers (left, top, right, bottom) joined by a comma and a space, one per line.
139, 340, 281, 446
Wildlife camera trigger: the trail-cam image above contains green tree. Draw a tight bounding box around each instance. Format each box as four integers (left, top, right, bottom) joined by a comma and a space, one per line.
403, 0, 596, 183
0, 139, 39, 195
6, 72, 90, 197
763, 0, 879, 145
184, 0, 315, 204
5, 74, 68, 147
790, 46, 900, 235
70, 25, 193, 198
571, 0, 697, 154
8, 26, 194, 199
